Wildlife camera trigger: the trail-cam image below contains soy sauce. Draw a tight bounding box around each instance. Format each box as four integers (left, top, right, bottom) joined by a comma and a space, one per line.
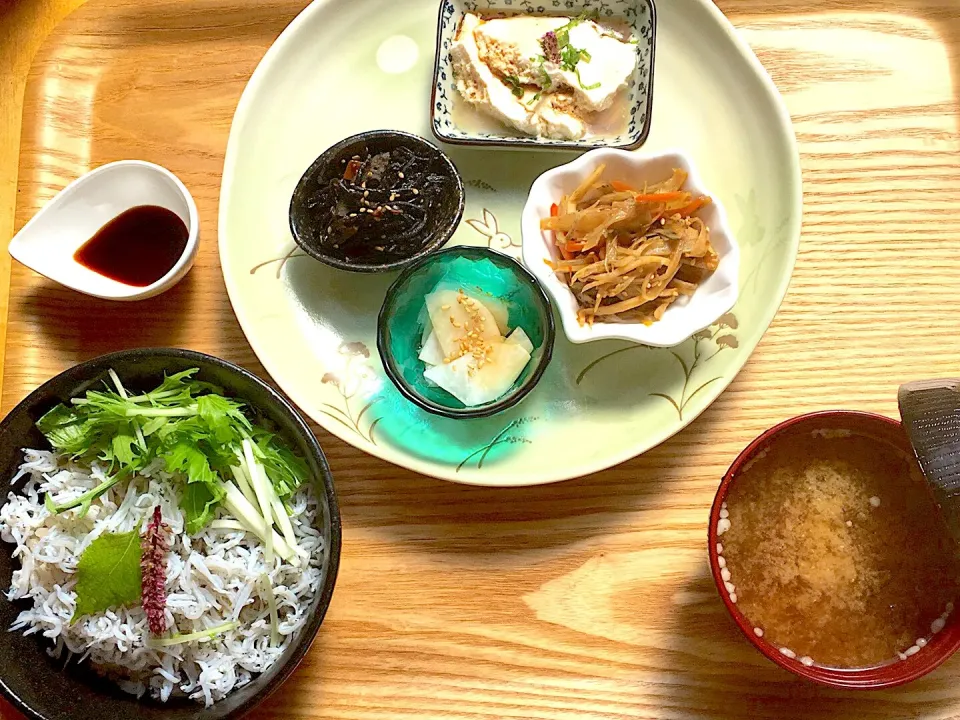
73, 205, 188, 287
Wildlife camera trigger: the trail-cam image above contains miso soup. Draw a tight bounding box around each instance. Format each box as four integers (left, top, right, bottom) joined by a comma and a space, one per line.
718, 429, 960, 668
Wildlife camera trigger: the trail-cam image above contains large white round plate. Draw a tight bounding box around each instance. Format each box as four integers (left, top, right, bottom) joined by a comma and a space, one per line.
219, 0, 802, 486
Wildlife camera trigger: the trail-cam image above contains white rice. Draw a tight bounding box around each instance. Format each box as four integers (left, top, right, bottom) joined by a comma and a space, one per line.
0, 449, 325, 706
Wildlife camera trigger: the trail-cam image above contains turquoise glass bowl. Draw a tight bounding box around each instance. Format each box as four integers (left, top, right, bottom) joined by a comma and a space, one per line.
377, 246, 555, 419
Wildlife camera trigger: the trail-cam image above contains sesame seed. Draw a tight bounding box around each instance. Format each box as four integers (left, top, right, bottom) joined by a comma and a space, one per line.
718, 556, 726, 569
719, 508, 729, 519
869, 496, 881, 507
721, 501, 727, 510
441, 305, 451, 310
398, 172, 405, 179
779, 648, 796, 659
729, 592, 738, 603
898, 652, 908, 661
905, 645, 921, 657
917, 638, 928, 648
716, 543, 723, 555
724, 581, 735, 594
412, 188, 419, 195
753, 627, 763, 637
720, 568, 731, 582
846, 520, 853, 527
375, 246, 384, 252
932, 617, 946, 634
800, 656, 814, 667
717, 518, 731, 535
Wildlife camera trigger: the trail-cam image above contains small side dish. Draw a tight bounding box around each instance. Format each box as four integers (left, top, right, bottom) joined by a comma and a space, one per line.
7, 160, 199, 301
521, 148, 739, 347
289, 130, 465, 273
712, 411, 960, 689
419, 286, 534, 407
431, 0, 656, 151
378, 246, 554, 419
450, 12, 637, 141
0, 369, 325, 706
541, 165, 718, 325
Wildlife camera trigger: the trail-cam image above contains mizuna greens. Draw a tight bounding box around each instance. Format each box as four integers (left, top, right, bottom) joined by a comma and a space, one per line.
38, 368, 309, 563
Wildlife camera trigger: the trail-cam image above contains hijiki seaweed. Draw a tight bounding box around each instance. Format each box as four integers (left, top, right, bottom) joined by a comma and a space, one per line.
303, 145, 450, 264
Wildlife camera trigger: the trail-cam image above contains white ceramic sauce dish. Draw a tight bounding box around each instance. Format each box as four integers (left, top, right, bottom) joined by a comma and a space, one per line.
520, 148, 740, 347
8, 160, 199, 301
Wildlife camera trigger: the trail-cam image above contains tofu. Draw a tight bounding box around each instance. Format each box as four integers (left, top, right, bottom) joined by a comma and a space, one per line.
473, 16, 568, 85
450, 13, 538, 135
547, 22, 636, 113
423, 341, 531, 407
534, 92, 586, 140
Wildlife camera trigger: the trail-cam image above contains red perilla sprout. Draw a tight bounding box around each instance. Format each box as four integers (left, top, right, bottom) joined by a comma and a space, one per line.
141, 506, 169, 636
540, 31, 561, 65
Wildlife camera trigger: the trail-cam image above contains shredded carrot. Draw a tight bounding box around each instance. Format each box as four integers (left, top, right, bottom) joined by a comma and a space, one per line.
634, 191, 687, 203
552, 204, 573, 258
565, 241, 586, 253
610, 181, 636, 192
674, 196, 712, 217
343, 159, 362, 181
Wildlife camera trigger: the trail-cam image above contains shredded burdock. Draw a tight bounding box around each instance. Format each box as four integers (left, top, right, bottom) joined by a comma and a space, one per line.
541, 165, 718, 325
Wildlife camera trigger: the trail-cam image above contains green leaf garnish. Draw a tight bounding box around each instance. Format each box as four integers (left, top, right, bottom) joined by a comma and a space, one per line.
504, 74, 525, 99
72, 530, 142, 622
181, 482, 224, 535
36, 369, 308, 539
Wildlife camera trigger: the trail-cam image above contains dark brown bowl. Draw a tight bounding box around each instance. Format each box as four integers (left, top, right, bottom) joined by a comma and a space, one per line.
0, 348, 341, 720
288, 129, 465, 273
709, 410, 960, 690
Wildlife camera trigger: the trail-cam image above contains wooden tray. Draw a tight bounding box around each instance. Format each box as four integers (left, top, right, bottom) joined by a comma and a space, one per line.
6, 0, 960, 718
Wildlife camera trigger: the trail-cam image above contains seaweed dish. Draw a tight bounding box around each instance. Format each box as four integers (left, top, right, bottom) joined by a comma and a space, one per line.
289, 131, 465, 272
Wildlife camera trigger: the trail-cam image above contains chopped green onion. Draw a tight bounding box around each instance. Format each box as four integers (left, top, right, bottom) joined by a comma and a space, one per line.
222, 483, 296, 562
258, 574, 280, 647
210, 519, 247, 532
146, 622, 237, 648
575, 67, 602, 91
230, 465, 257, 508
242, 439, 275, 564
45, 470, 129, 517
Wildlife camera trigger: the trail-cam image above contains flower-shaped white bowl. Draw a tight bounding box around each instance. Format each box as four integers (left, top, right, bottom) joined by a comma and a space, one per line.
520, 148, 740, 347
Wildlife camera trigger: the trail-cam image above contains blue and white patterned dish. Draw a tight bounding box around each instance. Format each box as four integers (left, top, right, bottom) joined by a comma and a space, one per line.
431, 0, 657, 151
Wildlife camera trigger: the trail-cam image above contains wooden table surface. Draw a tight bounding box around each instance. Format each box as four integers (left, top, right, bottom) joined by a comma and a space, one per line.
4, 0, 960, 718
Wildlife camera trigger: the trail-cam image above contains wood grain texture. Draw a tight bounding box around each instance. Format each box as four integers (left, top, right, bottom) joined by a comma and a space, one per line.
4, 0, 960, 718
0, 0, 89, 391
